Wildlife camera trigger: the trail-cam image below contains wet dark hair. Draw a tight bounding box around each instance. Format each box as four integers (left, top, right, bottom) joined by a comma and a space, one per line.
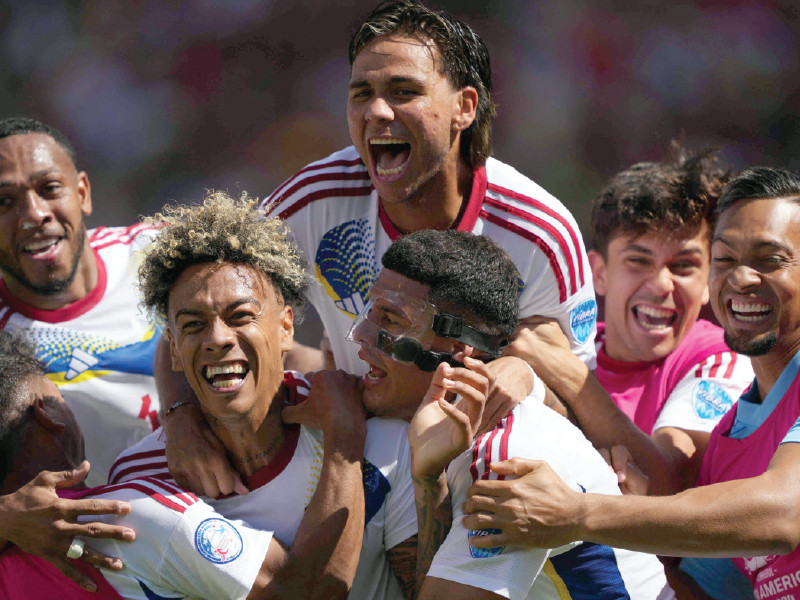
0, 117, 79, 169
349, 0, 496, 167
591, 142, 730, 256
717, 166, 800, 215
382, 229, 519, 336
0, 331, 45, 487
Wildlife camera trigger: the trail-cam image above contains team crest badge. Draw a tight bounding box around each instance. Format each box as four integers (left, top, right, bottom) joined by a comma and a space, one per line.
692, 380, 733, 420
569, 299, 597, 345
468, 528, 505, 558
195, 518, 244, 564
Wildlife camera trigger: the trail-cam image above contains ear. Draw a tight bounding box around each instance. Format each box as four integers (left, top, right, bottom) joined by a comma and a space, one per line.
280, 305, 295, 354
77, 171, 92, 217
166, 328, 184, 372
32, 397, 66, 432
452, 86, 478, 132
588, 250, 608, 297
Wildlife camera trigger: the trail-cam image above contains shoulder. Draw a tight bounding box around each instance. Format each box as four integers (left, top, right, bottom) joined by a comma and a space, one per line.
262, 146, 372, 220
108, 428, 168, 484
89, 223, 160, 253
89, 476, 200, 518
483, 157, 581, 231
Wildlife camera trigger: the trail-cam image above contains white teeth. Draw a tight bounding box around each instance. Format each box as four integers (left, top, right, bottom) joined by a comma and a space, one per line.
205, 364, 246, 378
211, 378, 243, 388
24, 238, 58, 252
734, 314, 766, 322
636, 306, 673, 319
731, 301, 771, 314
370, 137, 407, 145
376, 164, 404, 176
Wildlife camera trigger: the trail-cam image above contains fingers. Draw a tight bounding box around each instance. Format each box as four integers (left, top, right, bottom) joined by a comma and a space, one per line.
38, 461, 91, 490
280, 402, 306, 425
60, 498, 132, 518
489, 457, 542, 477
60, 519, 135, 541
80, 544, 124, 571
53, 558, 99, 593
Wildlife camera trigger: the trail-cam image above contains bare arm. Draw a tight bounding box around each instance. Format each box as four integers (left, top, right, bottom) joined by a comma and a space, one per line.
464, 443, 800, 557
387, 535, 419, 600
409, 355, 490, 595
249, 370, 367, 599
282, 341, 324, 374
507, 316, 681, 494
0, 462, 134, 592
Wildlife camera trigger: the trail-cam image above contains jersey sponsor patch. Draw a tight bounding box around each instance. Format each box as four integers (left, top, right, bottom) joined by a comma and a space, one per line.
692, 380, 734, 420
467, 528, 504, 558
569, 299, 597, 345
195, 518, 244, 564
315, 219, 379, 317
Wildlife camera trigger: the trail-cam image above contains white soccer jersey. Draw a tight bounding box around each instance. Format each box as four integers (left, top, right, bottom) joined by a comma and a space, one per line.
0, 224, 161, 485
263, 146, 597, 375
653, 351, 754, 433
69, 477, 271, 600
111, 371, 417, 600
431, 380, 673, 600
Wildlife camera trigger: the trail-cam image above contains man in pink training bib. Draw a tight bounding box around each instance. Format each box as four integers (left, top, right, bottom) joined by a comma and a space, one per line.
463, 166, 800, 600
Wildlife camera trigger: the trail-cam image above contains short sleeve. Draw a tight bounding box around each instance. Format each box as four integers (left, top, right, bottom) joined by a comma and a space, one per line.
653, 352, 753, 433
158, 502, 272, 600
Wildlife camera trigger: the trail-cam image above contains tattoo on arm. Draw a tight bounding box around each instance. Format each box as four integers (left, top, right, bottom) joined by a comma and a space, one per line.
387, 535, 418, 600
412, 473, 452, 596
543, 385, 578, 425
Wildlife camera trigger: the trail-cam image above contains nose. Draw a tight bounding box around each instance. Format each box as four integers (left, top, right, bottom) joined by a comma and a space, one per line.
729, 264, 761, 290
18, 191, 53, 229
364, 95, 394, 123
204, 318, 235, 352
647, 266, 675, 295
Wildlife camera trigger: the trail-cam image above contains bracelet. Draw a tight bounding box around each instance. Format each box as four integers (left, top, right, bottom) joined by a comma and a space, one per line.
165, 400, 197, 417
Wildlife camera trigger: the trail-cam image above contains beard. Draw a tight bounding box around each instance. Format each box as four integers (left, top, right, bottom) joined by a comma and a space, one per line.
0, 226, 86, 296
724, 329, 778, 357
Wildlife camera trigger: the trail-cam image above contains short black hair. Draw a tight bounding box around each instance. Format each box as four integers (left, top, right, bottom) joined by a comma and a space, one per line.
591, 142, 729, 256
0, 331, 45, 487
0, 117, 79, 169
349, 0, 495, 167
381, 230, 519, 336
717, 166, 800, 216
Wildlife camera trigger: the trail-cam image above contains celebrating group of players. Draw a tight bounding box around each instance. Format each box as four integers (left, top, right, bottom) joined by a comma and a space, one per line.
1, 2, 800, 599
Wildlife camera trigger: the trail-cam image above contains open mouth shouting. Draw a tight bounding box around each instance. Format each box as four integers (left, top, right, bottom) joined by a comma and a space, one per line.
730, 299, 772, 323
203, 361, 250, 391
633, 305, 677, 331
369, 137, 410, 179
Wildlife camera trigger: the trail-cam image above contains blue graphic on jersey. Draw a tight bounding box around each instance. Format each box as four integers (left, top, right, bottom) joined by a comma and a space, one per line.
136, 579, 183, 599
315, 219, 379, 317
550, 542, 631, 598
467, 528, 504, 558
194, 518, 244, 564
29, 323, 162, 381
362, 458, 390, 525
692, 380, 733, 420
569, 299, 597, 344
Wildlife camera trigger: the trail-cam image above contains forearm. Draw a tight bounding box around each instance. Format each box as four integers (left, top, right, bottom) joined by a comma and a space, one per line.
412, 472, 451, 596
536, 353, 680, 494
273, 433, 366, 600
578, 472, 800, 557
154, 334, 196, 421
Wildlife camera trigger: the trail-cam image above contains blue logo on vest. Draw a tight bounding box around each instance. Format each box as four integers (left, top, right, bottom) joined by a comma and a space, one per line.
569, 299, 597, 345
194, 518, 244, 564
692, 380, 733, 419
468, 528, 504, 558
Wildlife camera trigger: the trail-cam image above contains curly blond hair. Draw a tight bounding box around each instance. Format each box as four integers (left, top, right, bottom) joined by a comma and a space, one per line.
138, 191, 309, 321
